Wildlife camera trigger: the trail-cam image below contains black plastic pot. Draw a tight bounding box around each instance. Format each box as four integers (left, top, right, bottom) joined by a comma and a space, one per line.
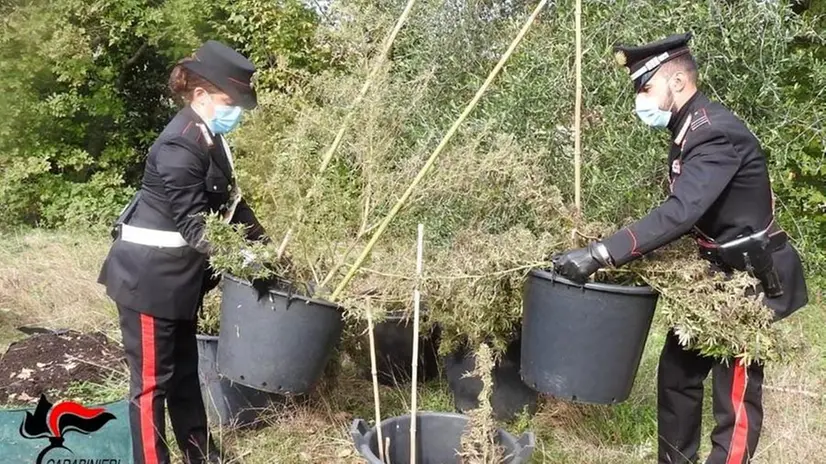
217, 275, 344, 395
351, 412, 535, 464
445, 338, 538, 421
521, 270, 659, 404
196, 335, 283, 428
365, 313, 441, 386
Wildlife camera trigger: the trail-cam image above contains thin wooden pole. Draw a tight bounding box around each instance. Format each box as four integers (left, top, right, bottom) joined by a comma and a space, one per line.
384, 437, 392, 464
276, 0, 419, 259
410, 224, 424, 463
329, 0, 550, 302
366, 307, 386, 463
574, 0, 583, 215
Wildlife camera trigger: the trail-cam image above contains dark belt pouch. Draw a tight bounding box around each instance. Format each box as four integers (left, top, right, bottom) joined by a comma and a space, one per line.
698, 229, 786, 298
110, 191, 142, 240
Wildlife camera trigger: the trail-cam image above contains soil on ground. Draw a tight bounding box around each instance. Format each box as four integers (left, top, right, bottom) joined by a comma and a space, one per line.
0, 330, 124, 405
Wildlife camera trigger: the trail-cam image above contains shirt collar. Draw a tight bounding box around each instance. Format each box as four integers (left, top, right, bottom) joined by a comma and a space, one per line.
668, 90, 704, 136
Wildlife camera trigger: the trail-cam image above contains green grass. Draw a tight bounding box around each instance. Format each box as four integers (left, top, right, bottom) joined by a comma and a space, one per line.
0, 310, 26, 353
59, 375, 130, 406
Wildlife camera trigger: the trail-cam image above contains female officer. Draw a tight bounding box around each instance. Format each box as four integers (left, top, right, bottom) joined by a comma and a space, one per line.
98, 40, 267, 464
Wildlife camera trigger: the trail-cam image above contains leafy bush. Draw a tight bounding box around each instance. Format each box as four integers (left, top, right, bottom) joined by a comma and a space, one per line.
212, 0, 333, 92
221, 0, 822, 361
0, 0, 328, 229
0, 0, 195, 226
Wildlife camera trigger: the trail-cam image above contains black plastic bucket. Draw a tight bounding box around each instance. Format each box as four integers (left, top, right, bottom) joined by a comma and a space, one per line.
365, 313, 441, 386
217, 275, 344, 395
521, 270, 659, 404
351, 412, 535, 464
445, 338, 538, 421
196, 335, 283, 428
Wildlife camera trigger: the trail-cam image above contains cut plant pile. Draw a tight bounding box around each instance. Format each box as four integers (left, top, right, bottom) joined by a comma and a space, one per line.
630, 239, 782, 364
204, 0, 818, 368
0, 331, 124, 405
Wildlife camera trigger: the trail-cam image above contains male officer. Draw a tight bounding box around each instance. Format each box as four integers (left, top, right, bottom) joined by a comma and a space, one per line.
553, 32, 808, 463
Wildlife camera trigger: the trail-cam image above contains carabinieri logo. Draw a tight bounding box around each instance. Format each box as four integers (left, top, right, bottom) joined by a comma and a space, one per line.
18, 394, 117, 464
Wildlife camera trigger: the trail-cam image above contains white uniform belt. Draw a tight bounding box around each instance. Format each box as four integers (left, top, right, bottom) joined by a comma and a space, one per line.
121, 224, 188, 248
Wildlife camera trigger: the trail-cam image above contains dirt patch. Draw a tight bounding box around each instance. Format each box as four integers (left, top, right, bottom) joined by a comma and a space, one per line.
0, 330, 124, 405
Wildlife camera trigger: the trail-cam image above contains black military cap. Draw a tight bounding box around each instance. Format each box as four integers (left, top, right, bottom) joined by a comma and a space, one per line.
183, 40, 258, 109
613, 32, 693, 92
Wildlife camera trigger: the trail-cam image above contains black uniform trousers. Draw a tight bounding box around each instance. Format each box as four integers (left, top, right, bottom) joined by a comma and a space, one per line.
118, 305, 216, 464
658, 331, 764, 464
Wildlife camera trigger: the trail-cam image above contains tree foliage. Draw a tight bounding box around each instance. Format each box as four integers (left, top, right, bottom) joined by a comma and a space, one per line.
0, 0, 327, 228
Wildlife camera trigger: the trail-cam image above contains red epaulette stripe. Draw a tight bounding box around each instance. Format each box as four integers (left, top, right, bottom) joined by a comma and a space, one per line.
228, 77, 250, 88
626, 229, 642, 257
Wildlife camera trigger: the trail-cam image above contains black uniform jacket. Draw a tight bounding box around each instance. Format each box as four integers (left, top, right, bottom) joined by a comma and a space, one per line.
602, 92, 808, 319
98, 106, 266, 320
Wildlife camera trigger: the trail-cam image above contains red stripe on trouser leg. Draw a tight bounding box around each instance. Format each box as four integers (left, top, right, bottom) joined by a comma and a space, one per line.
139, 314, 160, 464
726, 362, 749, 464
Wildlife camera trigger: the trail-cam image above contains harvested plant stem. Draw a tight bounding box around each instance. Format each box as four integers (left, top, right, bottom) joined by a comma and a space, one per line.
329, 0, 551, 302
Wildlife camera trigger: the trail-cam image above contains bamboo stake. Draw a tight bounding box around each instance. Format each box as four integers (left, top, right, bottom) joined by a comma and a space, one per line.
384, 437, 392, 464
574, 0, 583, 216
410, 224, 424, 463
329, 0, 550, 301
366, 307, 386, 463
276, 0, 418, 259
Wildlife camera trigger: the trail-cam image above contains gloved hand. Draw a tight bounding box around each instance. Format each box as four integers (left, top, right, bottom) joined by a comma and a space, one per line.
237, 248, 270, 300
251, 274, 277, 301
552, 242, 613, 284
243, 247, 296, 301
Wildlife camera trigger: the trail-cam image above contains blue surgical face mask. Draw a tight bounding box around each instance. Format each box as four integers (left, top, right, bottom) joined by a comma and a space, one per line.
208, 104, 244, 134
635, 93, 672, 129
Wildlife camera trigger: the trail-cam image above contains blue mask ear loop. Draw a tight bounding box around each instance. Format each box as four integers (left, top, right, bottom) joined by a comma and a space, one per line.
190, 90, 216, 133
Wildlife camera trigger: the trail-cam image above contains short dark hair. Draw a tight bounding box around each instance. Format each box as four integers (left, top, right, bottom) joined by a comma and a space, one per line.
661, 54, 699, 84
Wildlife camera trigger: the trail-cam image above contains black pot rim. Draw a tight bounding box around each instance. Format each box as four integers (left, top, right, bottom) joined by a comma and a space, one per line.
223, 274, 344, 311
373, 411, 469, 427
528, 268, 658, 296
362, 411, 513, 439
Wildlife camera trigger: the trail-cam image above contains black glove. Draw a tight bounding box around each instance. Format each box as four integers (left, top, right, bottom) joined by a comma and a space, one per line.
251, 274, 277, 301
552, 242, 613, 284
201, 267, 222, 295
250, 260, 291, 301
